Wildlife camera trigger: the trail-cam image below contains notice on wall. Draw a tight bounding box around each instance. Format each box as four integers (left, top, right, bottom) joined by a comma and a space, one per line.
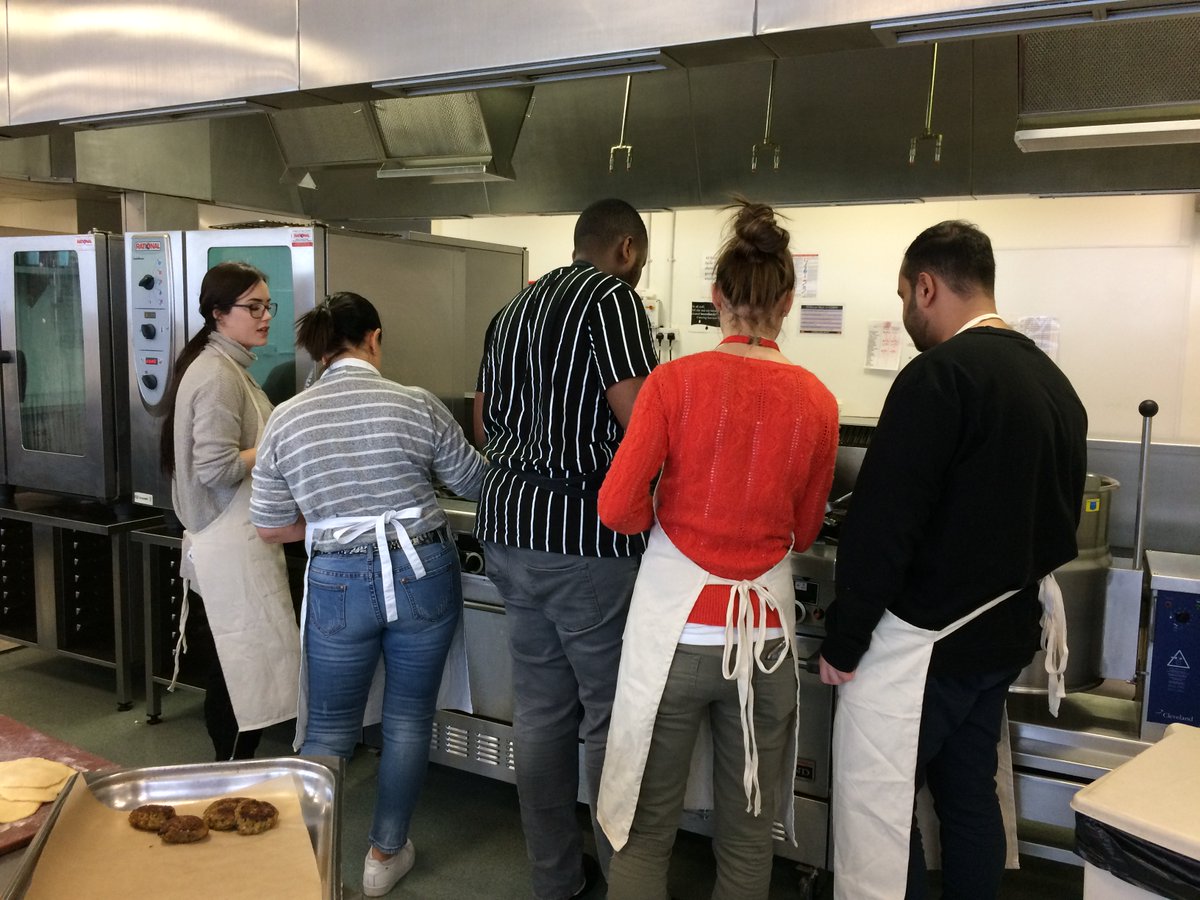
1015, 316, 1061, 360
799, 304, 843, 335
689, 300, 720, 331
794, 253, 819, 297
703, 255, 717, 283
865, 321, 904, 370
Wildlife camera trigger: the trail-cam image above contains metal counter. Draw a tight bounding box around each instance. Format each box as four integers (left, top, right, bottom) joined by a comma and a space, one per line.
0, 492, 162, 709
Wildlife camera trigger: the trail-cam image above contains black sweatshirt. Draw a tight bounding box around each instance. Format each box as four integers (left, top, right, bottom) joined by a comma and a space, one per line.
821, 327, 1088, 677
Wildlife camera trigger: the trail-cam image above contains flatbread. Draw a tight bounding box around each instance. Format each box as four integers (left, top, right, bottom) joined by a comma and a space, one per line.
0, 758, 78, 788
0, 758, 78, 823
0, 797, 42, 824
0, 780, 71, 803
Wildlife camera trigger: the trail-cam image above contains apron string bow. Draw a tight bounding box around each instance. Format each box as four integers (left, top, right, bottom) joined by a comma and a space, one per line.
305, 509, 426, 623
719, 579, 793, 818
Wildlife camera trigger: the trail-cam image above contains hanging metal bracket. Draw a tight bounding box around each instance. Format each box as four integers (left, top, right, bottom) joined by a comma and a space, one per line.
751, 59, 782, 173
908, 43, 943, 165
609, 76, 633, 173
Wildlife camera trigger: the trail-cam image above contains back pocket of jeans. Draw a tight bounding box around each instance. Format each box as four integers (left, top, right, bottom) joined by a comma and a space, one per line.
307, 578, 348, 636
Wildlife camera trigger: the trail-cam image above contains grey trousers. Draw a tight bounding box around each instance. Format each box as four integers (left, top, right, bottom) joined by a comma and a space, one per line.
607, 641, 797, 900
483, 542, 639, 900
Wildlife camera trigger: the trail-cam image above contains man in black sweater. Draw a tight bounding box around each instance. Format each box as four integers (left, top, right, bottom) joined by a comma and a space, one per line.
820, 220, 1087, 899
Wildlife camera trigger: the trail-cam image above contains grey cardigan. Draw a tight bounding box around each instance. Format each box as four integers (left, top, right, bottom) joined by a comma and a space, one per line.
171, 332, 274, 532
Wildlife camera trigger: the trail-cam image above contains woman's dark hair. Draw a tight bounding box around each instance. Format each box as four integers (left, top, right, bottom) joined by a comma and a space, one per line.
713, 198, 795, 326
159, 261, 267, 476
296, 292, 382, 364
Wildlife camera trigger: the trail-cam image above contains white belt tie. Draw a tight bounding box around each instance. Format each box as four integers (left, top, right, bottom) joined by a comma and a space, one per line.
1039, 574, 1069, 717
305, 508, 426, 623
720, 579, 793, 818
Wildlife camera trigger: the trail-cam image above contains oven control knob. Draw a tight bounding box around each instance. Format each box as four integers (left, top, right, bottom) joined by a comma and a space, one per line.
141, 373, 159, 390
138, 274, 156, 290
140, 323, 157, 339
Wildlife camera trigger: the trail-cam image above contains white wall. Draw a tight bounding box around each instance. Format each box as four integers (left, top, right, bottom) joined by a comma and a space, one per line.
434, 194, 1200, 443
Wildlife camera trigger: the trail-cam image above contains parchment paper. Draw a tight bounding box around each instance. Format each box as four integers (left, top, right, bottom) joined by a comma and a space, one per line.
24, 774, 322, 899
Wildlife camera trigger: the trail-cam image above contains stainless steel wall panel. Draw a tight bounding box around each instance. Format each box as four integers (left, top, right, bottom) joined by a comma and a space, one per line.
208, 117, 306, 216
757, 1, 1080, 36
75, 121, 215, 200
326, 231, 465, 410
689, 47, 975, 206
1086, 439, 1200, 556
7, 0, 299, 126
298, 0, 754, 89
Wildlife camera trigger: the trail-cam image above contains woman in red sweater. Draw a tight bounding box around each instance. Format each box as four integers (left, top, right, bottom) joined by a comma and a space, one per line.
596, 200, 838, 900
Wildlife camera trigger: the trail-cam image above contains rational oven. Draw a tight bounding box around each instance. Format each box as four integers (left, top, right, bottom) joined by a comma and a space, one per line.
0, 232, 128, 504
126, 225, 527, 510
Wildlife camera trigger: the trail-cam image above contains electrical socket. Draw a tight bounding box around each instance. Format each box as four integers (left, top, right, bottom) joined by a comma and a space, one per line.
665, 331, 677, 342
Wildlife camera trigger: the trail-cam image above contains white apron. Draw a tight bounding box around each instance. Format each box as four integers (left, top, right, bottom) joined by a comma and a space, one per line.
831, 574, 1068, 900
293, 510, 472, 751
172, 349, 301, 733
599, 524, 799, 851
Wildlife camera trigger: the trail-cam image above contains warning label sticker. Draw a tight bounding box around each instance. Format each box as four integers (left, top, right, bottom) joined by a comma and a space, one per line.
1167, 651, 1190, 669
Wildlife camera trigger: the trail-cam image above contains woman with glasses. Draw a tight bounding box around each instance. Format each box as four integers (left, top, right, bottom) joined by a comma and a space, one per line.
160, 261, 301, 762
250, 292, 485, 897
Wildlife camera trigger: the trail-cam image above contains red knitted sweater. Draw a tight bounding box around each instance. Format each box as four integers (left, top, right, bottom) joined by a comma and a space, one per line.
598, 350, 839, 626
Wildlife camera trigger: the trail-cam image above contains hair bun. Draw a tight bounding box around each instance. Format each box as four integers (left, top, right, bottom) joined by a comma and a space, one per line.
733, 201, 790, 256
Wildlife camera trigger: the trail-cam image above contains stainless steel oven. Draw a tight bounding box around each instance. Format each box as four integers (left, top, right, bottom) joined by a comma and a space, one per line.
0, 233, 128, 503
126, 226, 322, 509
127, 226, 527, 511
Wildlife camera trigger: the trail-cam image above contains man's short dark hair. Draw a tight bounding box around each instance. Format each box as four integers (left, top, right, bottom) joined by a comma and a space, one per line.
573, 198, 647, 256
901, 220, 995, 297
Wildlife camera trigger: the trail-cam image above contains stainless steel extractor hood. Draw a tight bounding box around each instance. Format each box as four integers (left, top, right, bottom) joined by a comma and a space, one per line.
1014, 15, 1200, 152
267, 87, 534, 184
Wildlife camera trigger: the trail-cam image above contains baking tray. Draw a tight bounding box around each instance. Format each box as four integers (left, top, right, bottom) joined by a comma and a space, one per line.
4, 757, 341, 900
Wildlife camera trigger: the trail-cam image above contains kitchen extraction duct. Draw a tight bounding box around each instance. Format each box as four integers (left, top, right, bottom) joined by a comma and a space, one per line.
1014, 16, 1200, 151
268, 88, 533, 184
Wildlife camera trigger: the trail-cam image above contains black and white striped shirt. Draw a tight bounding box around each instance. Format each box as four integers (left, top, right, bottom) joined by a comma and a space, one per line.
475, 261, 657, 557
250, 359, 485, 551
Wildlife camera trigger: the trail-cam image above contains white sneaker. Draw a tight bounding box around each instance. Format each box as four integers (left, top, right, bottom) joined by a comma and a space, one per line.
362, 840, 415, 897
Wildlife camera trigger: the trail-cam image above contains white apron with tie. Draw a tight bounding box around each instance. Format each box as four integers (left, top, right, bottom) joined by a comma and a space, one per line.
173, 346, 301, 733
293, 508, 472, 750
599, 524, 799, 851
830, 574, 1068, 900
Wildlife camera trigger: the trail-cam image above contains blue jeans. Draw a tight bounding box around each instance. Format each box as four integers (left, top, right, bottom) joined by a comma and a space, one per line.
300, 540, 461, 855
483, 542, 639, 900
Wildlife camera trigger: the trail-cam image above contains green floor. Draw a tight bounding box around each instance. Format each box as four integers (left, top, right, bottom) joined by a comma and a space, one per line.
0, 645, 1083, 898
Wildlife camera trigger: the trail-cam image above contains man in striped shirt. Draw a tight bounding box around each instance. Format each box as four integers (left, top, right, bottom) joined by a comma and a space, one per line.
475, 198, 658, 900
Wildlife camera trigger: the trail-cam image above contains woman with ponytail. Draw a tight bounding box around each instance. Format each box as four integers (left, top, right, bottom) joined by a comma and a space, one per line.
596, 200, 840, 898
160, 261, 301, 762
250, 292, 485, 897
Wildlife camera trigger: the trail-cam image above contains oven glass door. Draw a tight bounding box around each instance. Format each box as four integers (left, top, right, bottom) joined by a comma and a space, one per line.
185, 228, 319, 407
0, 234, 115, 499
13, 249, 87, 455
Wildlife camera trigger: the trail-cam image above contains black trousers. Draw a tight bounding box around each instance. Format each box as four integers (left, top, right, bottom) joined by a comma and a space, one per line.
190, 590, 262, 761
905, 666, 1023, 900
204, 655, 263, 761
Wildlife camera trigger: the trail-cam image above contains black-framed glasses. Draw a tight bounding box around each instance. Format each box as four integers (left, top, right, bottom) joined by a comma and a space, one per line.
231, 301, 278, 319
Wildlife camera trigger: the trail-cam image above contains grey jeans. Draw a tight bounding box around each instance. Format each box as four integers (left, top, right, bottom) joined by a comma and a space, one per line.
483, 542, 640, 900
606, 640, 797, 900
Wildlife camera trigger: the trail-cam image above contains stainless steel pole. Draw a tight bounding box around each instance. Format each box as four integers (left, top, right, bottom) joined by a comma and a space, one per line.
1132, 399, 1158, 565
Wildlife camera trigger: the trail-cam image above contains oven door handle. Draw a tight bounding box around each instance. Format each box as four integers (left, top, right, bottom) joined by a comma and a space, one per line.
0, 349, 27, 402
